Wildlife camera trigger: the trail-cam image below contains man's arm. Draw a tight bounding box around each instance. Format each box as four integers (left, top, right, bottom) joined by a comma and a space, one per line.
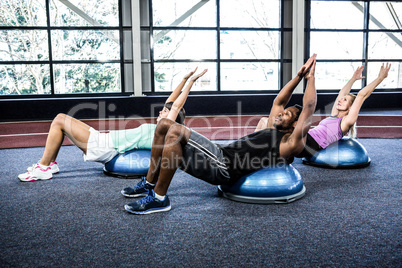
281, 59, 317, 158
167, 69, 208, 121
330, 65, 364, 116
267, 54, 317, 128
165, 67, 198, 104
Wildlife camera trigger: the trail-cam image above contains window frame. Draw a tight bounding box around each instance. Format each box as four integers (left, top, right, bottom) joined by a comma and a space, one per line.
306, 0, 402, 93
142, 0, 289, 96
0, 0, 129, 99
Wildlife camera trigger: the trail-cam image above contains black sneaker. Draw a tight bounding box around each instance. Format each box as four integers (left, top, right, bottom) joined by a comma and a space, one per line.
124, 190, 171, 215
121, 177, 154, 198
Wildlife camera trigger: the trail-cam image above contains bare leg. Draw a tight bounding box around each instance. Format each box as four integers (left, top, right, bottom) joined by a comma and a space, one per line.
40, 113, 91, 166
145, 118, 190, 195
154, 124, 190, 196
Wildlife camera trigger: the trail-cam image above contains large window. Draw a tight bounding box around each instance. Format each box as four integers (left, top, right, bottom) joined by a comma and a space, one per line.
141, 0, 284, 93
0, 0, 125, 96
308, 0, 402, 91
1, 0, 400, 97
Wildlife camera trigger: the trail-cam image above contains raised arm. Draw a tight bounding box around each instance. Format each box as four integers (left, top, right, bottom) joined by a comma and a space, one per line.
331, 65, 365, 115
267, 54, 317, 128
341, 63, 391, 133
167, 69, 208, 121
165, 67, 198, 104
281, 59, 317, 158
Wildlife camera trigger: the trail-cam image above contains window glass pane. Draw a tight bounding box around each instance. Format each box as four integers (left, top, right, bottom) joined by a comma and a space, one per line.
141, 63, 152, 93
220, 0, 280, 28
153, 30, 216, 60
53, 63, 120, 94
0, 30, 49, 61
310, 1, 364, 29
315, 62, 363, 90
50, 0, 119, 26
154, 62, 216, 92
0, 0, 47, 26
152, 0, 216, 27
51, 30, 120, 61
310, 32, 364, 59
0, 64, 50, 95
367, 62, 402, 89
220, 31, 280, 59
369, 2, 402, 30
121, 0, 132, 27
221, 62, 279, 91
368, 32, 402, 60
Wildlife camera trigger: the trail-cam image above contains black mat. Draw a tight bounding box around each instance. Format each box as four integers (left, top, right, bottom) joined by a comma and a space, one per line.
1, 139, 401, 267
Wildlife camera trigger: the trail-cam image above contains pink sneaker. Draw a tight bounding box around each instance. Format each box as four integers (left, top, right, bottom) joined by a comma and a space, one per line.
19, 164, 53, 182
27, 161, 59, 174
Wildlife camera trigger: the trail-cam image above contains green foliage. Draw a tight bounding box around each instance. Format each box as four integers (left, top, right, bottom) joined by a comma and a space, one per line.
0, 0, 121, 95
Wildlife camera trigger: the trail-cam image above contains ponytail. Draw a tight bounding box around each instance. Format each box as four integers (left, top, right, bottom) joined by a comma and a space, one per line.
348, 122, 357, 139
346, 93, 357, 139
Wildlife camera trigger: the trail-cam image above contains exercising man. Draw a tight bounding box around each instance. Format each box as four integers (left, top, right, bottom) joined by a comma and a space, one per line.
123, 54, 317, 214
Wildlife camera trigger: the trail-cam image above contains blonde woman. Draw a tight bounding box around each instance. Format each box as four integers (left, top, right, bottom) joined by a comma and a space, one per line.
296, 63, 391, 158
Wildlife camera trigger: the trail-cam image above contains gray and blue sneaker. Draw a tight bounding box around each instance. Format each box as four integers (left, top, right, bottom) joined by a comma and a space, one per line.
121, 176, 154, 198
124, 190, 171, 215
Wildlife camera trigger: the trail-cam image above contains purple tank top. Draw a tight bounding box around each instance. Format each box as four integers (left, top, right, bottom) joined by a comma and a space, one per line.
308, 117, 344, 149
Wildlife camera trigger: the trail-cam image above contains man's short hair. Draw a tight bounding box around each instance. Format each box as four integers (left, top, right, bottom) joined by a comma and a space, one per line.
292, 104, 302, 121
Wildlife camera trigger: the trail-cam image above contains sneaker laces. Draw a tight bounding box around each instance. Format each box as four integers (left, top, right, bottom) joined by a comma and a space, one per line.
138, 194, 154, 205
28, 163, 38, 173
134, 176, 147, 190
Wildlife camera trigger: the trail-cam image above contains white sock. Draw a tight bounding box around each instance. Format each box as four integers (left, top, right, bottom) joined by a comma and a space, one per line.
146, 181, 155, 186
154, 192, 165, 201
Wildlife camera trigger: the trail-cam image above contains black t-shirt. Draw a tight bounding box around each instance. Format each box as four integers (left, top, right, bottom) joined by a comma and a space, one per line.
219, 128, 287, 180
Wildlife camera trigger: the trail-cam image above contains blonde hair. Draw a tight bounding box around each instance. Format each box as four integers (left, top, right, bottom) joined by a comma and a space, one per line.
347, 93, 357, 138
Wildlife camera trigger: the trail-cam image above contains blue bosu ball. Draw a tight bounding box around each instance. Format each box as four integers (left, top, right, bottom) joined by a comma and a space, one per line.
302, 138, 371, 168
104, 149, 151, 178
218, 164, 306, 204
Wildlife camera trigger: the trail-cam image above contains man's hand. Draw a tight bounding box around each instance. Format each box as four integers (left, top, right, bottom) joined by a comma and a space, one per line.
305, 58, 316, 80
298, 53, 317, 79
378, 63, 391, 80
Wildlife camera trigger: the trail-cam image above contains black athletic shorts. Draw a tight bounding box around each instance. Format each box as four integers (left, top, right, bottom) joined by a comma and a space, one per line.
180, 130, 232, 185
296, 133, 322, 158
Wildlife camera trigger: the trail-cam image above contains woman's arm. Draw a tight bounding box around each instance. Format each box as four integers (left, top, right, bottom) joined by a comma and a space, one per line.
331, 65, 365, 116
341, 63, 391, 133
167, 69, 208, 121
165, 67, 198, 104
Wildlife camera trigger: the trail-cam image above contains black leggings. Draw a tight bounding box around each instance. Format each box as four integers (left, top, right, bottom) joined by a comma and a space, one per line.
296, 133, 322, 158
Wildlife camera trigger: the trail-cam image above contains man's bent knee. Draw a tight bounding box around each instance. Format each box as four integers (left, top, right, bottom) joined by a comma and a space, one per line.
155, 118, 178, 136
165, 124, 190, 146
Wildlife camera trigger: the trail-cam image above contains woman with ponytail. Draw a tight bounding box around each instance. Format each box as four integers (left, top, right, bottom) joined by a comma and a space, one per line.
297, 63, 391, 158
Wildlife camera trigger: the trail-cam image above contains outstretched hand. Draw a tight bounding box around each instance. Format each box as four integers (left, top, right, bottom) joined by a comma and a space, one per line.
298, 54, 317, 79
305, 58, 316, 80
378, 63, 391, 80
183, 67, 198, 80
353, 65, 365, 80
189, 69, 208, 82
